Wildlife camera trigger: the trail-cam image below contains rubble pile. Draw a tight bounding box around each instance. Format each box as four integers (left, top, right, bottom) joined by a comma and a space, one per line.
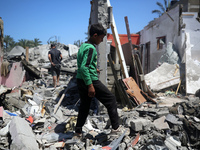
0, 73, 200, 149
0, 44, 200, 150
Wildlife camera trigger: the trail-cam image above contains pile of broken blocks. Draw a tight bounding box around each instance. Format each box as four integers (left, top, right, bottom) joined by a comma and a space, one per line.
0, 72, 200, 150
1, 43, 200, 149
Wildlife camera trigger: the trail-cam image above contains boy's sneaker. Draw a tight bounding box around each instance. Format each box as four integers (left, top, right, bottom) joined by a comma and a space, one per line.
110, 125, 130, 137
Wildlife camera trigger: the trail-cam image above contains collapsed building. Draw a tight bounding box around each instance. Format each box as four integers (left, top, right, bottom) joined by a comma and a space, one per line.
0, 0, 200, 150
140, 0, 200, 95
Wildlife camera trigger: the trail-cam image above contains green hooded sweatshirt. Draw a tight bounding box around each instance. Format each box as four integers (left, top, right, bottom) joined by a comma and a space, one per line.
76, 42, 98, 85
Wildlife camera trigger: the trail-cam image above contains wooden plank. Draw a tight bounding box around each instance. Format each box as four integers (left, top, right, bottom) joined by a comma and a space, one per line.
107, 0, 129, 78
135, 54, 156, 98
123, 77, 146, 105
108, 54, 133, 109
124, 16, 139, 85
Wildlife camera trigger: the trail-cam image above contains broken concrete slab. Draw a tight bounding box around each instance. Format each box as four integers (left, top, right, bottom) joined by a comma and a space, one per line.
157, 97, 187, 107
165, 113, 183, 125
145, 63, 180, 92
153, 116, 170, 130
67, 44, 79, 56
4, 92, 26, 110
9, 116, 39, 150
7, 46, 25, 58
0, 120, 10, 136
21, 56, 41, 79
164, 136, 182, 150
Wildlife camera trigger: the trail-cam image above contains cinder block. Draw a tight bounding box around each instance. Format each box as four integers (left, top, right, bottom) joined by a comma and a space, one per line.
130, 118, 151, 132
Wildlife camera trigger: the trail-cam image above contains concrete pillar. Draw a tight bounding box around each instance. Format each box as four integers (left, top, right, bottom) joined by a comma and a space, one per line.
90, 0, 109, 86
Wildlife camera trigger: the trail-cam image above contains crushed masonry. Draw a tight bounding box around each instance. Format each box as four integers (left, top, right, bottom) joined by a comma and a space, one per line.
0, 44, 200, 150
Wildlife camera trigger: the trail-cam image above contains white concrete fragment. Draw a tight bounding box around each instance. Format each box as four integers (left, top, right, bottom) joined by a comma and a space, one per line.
164, 136, 181, 150
33, 93, 44, 105
52, 108, 64, 122
150, 77, 180, 91
68, 44, 79, 56
145, 63, 180, 91
0, 85, 10, 95
0, 121, 11, 136
9, 116, 39, 150
84, 119, 101, 132
26, 99, 41, 117
153, 116, 170, 130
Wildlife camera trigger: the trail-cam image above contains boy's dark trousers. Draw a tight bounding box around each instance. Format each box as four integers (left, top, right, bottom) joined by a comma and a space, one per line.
75, 79, 119, 133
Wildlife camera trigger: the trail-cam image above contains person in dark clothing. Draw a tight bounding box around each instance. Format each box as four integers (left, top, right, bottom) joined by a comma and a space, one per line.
74, 23, 128, 140
48, 44, 62, 88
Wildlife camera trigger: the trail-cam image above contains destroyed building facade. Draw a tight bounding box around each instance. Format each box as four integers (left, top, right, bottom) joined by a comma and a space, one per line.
140, 0, 200, 94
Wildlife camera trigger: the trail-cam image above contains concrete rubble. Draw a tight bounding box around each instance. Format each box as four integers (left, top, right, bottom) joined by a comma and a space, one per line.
0, 44, 200, 150
144, 62, 181, 92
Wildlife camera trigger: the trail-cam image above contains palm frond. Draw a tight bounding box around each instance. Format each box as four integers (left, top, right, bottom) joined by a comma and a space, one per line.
156, 2, 166, 12
152, 10, 162, 16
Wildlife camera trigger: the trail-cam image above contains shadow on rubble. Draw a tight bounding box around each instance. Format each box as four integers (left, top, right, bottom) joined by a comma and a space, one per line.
56, 76, 80, 108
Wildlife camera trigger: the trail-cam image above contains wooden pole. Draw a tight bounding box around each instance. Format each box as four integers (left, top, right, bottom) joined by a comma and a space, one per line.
107, 0, 129, 78
26, 47, 29, 62
53, 87, 68, 114
124, 16, 139, 85
176, 79, 181, 95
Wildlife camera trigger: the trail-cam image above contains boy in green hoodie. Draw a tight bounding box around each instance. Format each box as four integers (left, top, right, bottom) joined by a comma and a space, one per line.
75, 23, 127, 139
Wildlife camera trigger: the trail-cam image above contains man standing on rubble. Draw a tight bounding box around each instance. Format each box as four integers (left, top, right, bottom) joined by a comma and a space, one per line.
74, 23, 129, 140
48, 43, 62, 88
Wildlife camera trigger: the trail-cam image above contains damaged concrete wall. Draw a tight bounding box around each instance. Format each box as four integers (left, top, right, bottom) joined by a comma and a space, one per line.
185, 32, 200, 94
140, 4, 200, 94
182, 12, 200, 62
90, 0, 109, 85
0, 62, 25, 88
140, 4, 200, 73
140, 5, 181, 72
181, 12, 200, 94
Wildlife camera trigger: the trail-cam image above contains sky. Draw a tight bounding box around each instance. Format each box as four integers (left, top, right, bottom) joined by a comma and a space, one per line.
0, 0, 162, 45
